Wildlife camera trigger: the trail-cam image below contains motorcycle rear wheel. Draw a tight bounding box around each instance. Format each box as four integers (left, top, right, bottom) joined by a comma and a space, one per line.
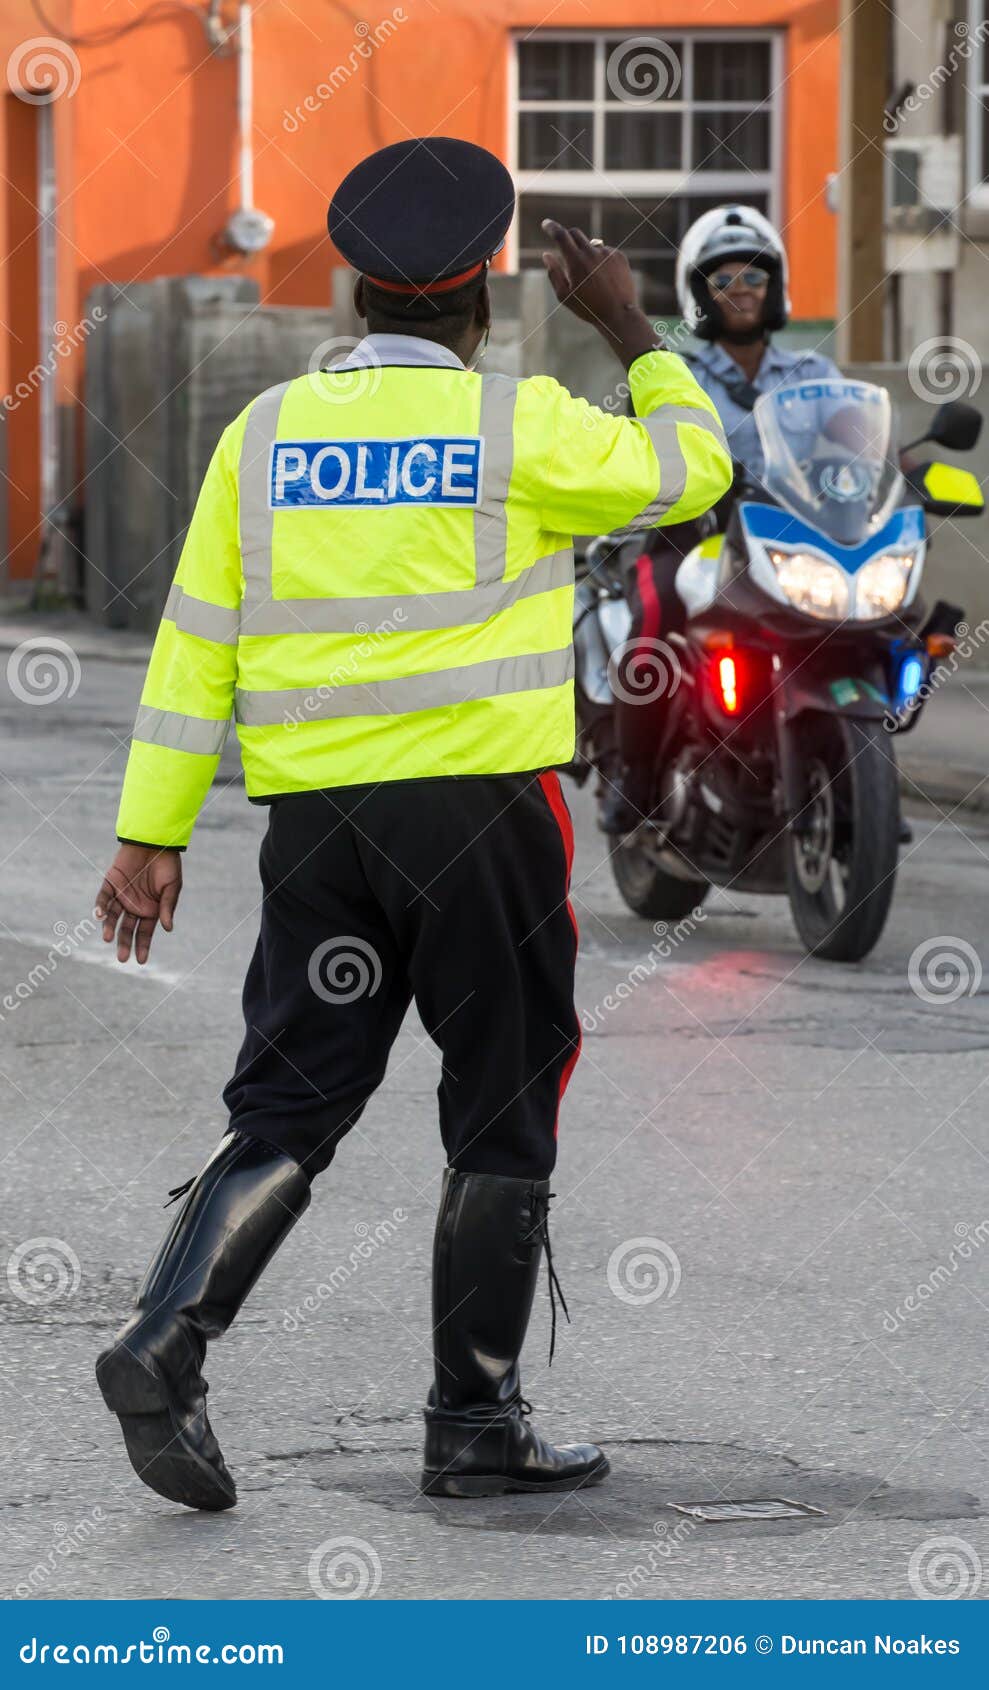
785, 713, 899, 962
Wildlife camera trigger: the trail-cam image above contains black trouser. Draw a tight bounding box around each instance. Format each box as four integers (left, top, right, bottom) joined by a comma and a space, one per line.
614, 521, 698, 770
222, 773, 581, 1182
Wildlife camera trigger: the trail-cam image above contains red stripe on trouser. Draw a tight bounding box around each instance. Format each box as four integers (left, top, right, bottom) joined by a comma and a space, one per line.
537, 770, 582, 1133
634, 551, 662, 643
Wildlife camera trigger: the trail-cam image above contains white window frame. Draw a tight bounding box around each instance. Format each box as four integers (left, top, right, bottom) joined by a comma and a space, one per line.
966, 0, 989, 205
505, 28, 785, 271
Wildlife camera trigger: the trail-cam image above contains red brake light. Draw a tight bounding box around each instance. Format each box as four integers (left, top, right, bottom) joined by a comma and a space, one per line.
715, 653, 739, 714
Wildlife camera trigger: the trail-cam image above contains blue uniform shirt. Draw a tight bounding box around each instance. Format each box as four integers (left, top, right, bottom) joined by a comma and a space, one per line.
687, 340, 841, 485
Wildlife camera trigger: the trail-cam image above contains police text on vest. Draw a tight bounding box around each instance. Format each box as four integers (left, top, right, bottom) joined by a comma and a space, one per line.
269, 438, 484, 509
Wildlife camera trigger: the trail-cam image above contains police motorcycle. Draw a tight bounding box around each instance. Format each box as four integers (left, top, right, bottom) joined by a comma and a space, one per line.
572, 380, 984, 961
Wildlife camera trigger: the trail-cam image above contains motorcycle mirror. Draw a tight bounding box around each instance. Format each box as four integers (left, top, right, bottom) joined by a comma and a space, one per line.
904, 399, 982, 455
930, 399, 982, 451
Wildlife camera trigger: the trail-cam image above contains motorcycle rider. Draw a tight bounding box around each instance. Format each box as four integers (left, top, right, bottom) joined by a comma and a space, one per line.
599, 205, 842, 834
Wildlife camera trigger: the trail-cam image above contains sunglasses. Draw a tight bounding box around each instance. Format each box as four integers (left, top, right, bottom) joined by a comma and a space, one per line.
707, 266, 770, 292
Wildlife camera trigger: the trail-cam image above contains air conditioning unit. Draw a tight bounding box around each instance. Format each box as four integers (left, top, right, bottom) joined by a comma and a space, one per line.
885, 134, 961, 228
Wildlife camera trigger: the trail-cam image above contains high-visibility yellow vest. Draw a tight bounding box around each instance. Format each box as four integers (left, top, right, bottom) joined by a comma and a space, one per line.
116, 346, 730, 846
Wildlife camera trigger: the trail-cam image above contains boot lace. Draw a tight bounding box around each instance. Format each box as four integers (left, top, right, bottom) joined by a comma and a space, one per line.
539, 1192, 571, 1365
164, 1175, 196, 1209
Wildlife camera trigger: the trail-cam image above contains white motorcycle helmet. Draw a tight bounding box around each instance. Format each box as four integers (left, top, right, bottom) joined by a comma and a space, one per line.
676, 205, 791, 341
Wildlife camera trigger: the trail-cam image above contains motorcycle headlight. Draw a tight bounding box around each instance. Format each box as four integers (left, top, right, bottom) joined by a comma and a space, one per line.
769, 550, 850, 620
855, 553, 915, 620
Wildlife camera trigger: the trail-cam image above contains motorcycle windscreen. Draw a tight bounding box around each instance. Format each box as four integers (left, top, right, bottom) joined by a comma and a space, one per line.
753, 380, 903, 547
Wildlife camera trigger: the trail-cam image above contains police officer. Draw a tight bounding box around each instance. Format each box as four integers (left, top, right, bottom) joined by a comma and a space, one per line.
600, 205, 842, 833
94, 138, 731, 1510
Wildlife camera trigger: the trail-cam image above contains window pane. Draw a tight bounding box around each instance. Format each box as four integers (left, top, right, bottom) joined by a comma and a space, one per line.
519, 112, 593, 170
518, 196, 600, 254
693, 40, 771, 102
518, 40, 594, 101
601, 199, 683, 316
603, 36, 682, 103
600, 197, 681, 249
692, 109, 770, 172
604, 110, 683, 170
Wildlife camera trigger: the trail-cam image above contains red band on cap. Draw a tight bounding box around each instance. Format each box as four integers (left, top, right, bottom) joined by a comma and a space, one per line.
364, 259, 487, 296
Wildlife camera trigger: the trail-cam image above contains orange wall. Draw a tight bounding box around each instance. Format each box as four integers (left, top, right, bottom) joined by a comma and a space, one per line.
0, 0, 840, 580
68, 0, 840, 321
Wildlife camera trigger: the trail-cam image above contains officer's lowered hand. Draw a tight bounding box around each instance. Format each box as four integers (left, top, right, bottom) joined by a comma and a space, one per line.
95, 844, 182, 965
541, 220, 661, 367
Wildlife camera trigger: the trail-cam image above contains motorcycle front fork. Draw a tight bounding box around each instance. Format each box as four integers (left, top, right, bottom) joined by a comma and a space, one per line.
771, 659, 813, 838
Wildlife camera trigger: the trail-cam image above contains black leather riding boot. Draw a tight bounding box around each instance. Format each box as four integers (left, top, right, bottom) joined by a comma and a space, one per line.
96, 1133, 310, 1511
422, 1168, 609, 1498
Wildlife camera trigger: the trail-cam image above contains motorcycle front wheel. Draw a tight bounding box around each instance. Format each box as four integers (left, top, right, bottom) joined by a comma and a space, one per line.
785, 713, 899, 962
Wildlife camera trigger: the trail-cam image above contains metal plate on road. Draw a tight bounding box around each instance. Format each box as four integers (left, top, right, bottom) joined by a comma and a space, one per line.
670, 1498, 828, 1522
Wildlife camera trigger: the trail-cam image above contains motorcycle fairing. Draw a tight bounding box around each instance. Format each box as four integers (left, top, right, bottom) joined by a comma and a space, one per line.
676, 534, 724, 620
739, 502, 925, 570
574, 585, 632, 704
739, 502, 926, 616
778, 653, 894, 722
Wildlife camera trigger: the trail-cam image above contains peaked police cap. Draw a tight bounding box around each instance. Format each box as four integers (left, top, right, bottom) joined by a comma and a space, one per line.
327, 137, 515, 295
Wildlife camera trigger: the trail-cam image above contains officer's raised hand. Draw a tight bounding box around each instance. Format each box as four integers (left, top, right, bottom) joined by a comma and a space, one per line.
540, 220, 661, 367
95, 843, 182, 964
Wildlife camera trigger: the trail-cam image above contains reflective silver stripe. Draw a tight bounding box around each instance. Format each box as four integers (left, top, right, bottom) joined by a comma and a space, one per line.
235, 646, 574, 726
636, 404, 729, 521
164, 584, 240, 646
473, 372, 519, 587
239, 381, 293, 611
238, 546, 573, 637
133, 705, 231, 755
236, 373, 524, 610
653, 402, 728, 439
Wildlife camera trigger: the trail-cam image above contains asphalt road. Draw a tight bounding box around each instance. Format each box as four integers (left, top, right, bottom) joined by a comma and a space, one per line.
0, 643, 987, 1603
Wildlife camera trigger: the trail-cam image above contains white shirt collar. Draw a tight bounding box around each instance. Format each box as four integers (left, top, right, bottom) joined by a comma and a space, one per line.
334, 333, 465, 371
